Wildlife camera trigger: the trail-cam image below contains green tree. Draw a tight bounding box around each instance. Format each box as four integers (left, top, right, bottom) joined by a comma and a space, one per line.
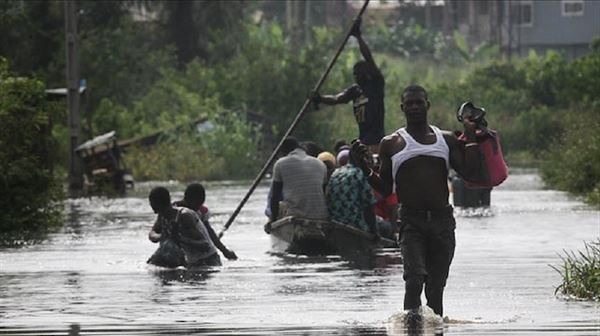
0, 58, 62, 235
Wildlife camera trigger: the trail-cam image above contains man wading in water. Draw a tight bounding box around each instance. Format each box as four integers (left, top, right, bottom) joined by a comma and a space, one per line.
148, 187, 221, 268
352, 85, 481, 318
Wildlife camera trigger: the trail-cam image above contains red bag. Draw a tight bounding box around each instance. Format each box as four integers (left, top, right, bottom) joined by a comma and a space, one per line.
459, 128, 508, 188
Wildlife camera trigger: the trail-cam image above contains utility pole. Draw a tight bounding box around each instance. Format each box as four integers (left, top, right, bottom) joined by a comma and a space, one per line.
304, 0, 311, 45
65, 0, 83, 195
424, 0, 431, 30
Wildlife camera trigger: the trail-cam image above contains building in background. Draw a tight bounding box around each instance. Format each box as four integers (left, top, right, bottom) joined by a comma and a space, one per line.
436, 0, 600, 59
349, 0, 599, 59
505, 0, 600, 58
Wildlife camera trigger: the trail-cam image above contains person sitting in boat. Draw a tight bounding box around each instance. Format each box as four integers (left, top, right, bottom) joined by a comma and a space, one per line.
374, 191, 398, 240
326, 141, 378, 235
312, 17, 385, 155
334, 139, 349, 156
301, 141, 324, 157
147, 186, 221, 268
267, 137, 329, 226
174, 183, 238, 261
317, 151, 336, 182
336, 146, 351, 167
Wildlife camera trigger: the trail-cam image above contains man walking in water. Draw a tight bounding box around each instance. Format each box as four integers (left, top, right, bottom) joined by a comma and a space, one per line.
354, 85, 481, 318
312, 18, 385, 154
148, 187, 221, 268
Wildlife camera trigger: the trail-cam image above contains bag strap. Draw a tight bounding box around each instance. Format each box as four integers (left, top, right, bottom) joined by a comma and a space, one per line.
478, 126, 499, 154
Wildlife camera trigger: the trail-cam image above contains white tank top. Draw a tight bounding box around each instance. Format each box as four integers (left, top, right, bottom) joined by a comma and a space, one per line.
391, 125, 450, 188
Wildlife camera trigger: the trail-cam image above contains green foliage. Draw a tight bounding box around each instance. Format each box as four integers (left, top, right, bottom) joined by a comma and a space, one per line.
0, 57, 62, 234
524, 51, 570, 107
201, 110, 263, 179
369, 21, 500, 64
507, 106, 562, 156
552, 239, 600, 300
182, 22, 360, 149
370, 20, 448, 59
540, 106, 600, 202
566, 48, 600, 106
79, 16, 176, 117
126, 110, 261, 181
126, 135, 220, 182
0, 1, 63, 79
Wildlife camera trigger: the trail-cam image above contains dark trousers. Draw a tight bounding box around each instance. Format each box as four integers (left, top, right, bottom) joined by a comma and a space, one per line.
399, 205, 456, 317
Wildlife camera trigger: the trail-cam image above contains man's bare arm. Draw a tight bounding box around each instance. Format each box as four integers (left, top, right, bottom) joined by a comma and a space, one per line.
355, 32, 376, 69
148, 217, 162, 243
447, 121, 481, 180
352, 136, 396, 197
318, 88, 356, 105
352, 19, 383, 79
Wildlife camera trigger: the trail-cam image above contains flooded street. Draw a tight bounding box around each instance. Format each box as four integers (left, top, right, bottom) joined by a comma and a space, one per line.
1, 170, 599, 335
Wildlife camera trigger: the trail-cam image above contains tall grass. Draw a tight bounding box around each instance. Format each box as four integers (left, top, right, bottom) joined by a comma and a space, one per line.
551, 239, 600, 300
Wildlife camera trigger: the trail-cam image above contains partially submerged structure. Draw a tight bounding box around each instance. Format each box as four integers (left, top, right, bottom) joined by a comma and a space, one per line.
75, 131, 133, 195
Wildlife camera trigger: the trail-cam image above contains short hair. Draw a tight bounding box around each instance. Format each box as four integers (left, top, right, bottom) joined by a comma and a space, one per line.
280, 136, 300, 154
334, 139, 348, 154
353, 60, 368, 73
402, 84, 428, 100
301, 141, 324, 157
183, 183, 205, 206
149, 186, 171, 208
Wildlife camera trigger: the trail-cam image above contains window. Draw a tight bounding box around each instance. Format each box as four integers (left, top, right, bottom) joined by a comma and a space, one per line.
562, 0, 584, 16
514, 1, 533, 27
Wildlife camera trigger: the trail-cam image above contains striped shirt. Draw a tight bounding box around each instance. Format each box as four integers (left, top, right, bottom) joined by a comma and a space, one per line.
272, 148, 328, 220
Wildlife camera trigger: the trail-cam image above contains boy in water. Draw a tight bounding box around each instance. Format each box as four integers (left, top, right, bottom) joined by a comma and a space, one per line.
175, 183, 237, 260
147, 186, 221, 268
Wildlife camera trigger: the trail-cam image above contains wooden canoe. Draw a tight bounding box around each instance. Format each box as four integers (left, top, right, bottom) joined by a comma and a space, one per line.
265, 216, 397, 256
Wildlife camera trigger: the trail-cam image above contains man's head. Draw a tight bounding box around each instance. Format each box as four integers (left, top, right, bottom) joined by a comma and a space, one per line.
149, 186, 171, 215
301, 141, 324, 158
334, 139, 349, 155
183, 183, 205, 209
401, 84, 430, 124
280, 137, 300, 156
353, 60, 370, 86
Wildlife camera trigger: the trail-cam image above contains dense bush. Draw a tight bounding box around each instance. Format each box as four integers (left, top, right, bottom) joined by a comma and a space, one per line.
540, 106, 600, 202
125, 109, 262, 181
0, 58, 62, 234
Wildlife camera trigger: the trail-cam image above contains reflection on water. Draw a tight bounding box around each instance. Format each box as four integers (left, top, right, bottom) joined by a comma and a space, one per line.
151, 267, 218, 285
0, 172, 599, 335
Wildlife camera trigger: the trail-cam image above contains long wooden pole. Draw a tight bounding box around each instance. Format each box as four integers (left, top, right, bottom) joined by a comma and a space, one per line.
218, 0, 370, 238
